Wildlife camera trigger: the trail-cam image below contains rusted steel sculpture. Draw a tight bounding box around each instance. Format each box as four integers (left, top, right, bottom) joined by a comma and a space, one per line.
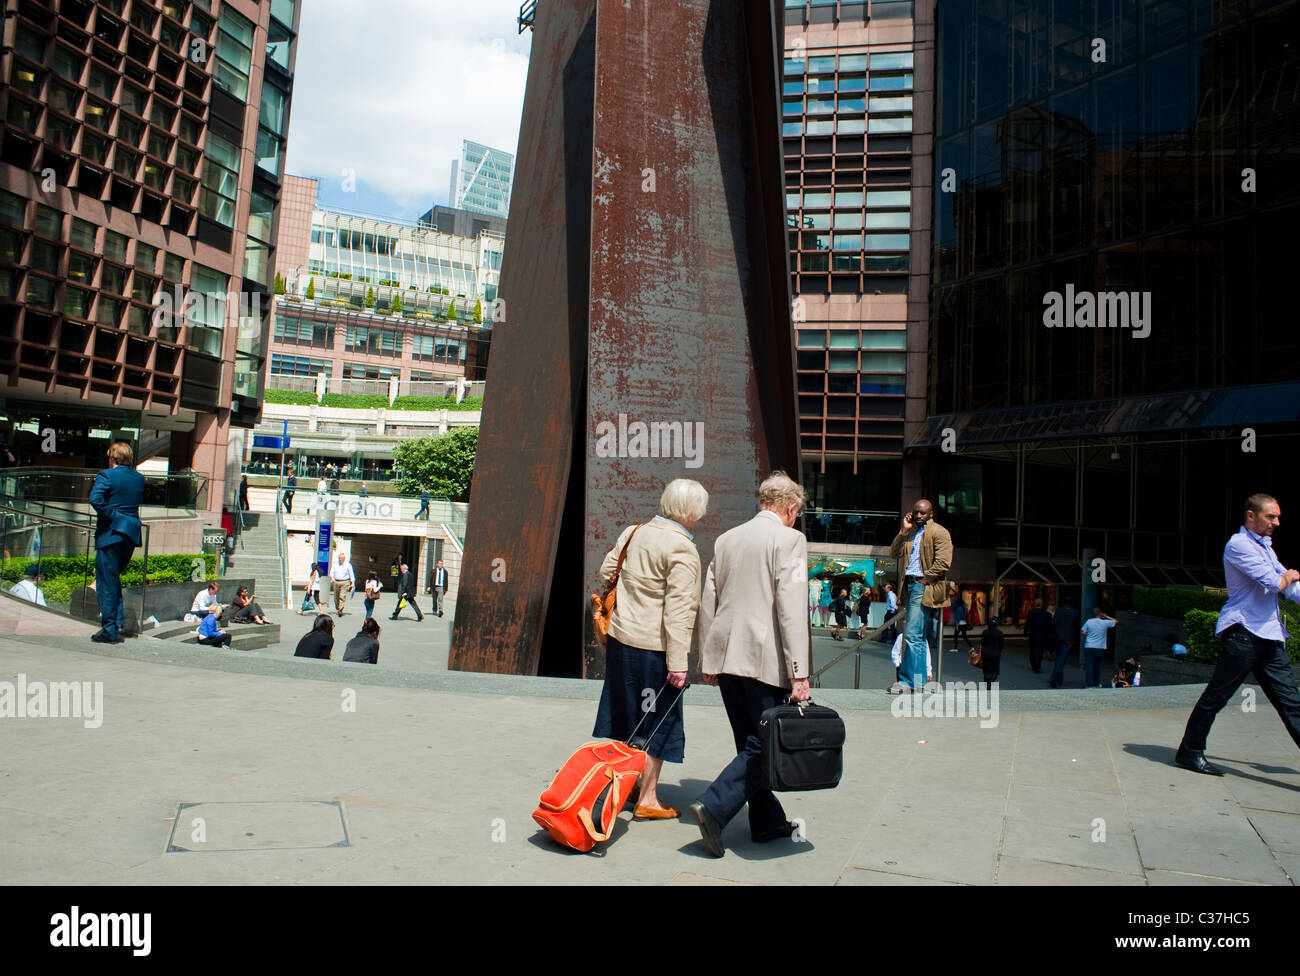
451, 0, 799, 678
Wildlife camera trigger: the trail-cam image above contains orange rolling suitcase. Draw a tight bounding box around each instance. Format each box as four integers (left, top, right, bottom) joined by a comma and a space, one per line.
533, 684, 686, 853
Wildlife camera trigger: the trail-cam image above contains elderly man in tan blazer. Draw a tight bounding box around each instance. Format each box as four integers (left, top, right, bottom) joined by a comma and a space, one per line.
689, 471, 811, 858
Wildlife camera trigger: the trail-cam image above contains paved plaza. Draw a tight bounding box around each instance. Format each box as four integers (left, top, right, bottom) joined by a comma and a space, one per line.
2, 606, 1299, 886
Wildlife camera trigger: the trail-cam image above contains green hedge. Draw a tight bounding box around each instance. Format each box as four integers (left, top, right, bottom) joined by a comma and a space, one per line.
1184, 604, 1300, 664
1132, 585, 1226, 619
390, 395, 482, 411
320, 393, 389, 409
264, 389, 318, 405
1, 553, 215, 605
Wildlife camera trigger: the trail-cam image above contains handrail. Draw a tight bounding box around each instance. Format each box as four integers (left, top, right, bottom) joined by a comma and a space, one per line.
810, 608, 906, 686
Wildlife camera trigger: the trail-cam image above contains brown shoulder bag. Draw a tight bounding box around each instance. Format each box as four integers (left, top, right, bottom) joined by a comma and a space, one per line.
590, 525, 641, 647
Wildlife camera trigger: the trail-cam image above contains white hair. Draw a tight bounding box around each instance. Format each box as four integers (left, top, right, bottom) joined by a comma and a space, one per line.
659, 479, 709, 524
758, 470, 806, 512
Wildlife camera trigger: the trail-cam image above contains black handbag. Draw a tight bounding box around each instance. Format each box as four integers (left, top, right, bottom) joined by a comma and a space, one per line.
759, 699, 845, 792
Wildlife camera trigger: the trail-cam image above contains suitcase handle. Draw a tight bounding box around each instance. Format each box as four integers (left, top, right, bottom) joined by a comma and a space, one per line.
626, 681, 690, 751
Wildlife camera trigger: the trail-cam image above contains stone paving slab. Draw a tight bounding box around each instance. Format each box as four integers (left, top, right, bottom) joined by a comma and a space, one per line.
1, 632, 1297, 886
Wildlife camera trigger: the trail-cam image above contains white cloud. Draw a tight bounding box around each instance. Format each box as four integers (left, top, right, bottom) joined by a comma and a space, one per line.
284, 0, 531, 212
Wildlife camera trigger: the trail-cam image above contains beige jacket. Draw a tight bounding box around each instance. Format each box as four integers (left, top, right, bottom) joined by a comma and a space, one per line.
698, 511, 811, 689
888, 519, 953, 608
600, 518, 701, 672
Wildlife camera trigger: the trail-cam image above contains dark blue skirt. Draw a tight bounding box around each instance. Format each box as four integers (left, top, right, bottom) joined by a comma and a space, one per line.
593, 634, 685, 763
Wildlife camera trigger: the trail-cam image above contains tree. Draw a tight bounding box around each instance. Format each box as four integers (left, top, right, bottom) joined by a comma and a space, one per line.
391, 292, 403, 314
274, 272, 286, 295
473, 299, 482, 324
446, 300, 457, 322
392, 428, 477, 502
365, 286, 375, 309
305, 277, 316, 300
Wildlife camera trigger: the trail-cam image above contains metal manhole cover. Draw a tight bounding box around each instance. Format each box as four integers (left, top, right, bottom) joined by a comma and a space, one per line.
165, 801, 350, 852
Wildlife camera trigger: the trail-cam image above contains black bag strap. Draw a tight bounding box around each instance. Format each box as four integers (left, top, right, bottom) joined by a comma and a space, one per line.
626, 681, 689, 750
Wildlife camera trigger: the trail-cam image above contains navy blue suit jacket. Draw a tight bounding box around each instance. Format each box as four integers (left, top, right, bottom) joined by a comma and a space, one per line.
90, 465, 146, 549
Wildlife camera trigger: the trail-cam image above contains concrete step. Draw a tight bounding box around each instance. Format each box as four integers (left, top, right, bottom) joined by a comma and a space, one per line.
154, 620, 281, 652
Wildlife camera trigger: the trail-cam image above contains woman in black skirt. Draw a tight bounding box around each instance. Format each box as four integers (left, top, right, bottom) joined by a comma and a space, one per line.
594, 478, 708, 821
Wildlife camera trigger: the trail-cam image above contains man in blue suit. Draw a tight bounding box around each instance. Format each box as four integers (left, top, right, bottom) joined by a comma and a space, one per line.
89, 440, 146, 643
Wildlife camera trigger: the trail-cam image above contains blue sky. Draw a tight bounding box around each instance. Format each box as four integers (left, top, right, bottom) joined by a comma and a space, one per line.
283, 0, 532, 221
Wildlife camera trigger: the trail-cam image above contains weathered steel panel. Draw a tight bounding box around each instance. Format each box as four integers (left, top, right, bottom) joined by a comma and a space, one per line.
581, 0, 799, 678
449, 1, 598, 676
451, 0, 798, 679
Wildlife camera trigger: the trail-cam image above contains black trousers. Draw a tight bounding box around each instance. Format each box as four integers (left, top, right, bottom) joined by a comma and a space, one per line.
698, 675, 788, 837
198, 633, 232, 648
1181, 624, 1300, 753
1029, 638, 1053, 672
391, 594, 423, 620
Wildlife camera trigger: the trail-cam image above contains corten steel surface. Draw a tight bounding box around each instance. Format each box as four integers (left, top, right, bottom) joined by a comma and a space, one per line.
581, 0, 799, 679
451, 0, 799, 678
450, 0, 598, 677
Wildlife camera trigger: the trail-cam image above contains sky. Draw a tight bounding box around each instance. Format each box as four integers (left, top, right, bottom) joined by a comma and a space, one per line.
283, 0, 532, 220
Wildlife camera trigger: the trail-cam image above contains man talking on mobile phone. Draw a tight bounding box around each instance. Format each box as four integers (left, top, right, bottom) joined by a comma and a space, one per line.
887, 499, 953, 694
689, 472, 811, 858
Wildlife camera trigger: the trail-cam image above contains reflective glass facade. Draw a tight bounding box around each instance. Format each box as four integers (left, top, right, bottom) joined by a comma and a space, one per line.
451, 139, 514, 220
927, 0, 1299, 579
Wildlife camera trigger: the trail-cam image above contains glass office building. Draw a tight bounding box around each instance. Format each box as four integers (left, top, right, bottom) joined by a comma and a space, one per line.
921, 0, 1300, 597
782, 0, 933, 516
0, 0, 299, 510
449, 139, 514, 221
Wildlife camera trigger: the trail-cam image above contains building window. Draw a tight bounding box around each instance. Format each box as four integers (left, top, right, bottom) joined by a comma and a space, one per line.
214, 6, 255, 100
200, 131, 240, 228
270, 353, 330, 377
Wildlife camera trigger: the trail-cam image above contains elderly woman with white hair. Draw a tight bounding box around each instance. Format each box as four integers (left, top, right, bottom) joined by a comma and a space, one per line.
593, 477, 709, 821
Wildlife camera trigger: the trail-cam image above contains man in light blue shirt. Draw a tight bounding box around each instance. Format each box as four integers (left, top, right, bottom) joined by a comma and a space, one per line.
1079, 608, 1117, 688
1177, 494, 1300, 775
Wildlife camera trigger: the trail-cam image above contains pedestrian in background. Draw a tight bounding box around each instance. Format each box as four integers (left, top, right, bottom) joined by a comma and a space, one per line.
949, 582, 973, 651
594, 478, 707, 821
390, 561, 424, 621
979, 616, 1004, 686
294, 614, 334, 659
283, 472, 297, 513
415, 488, 431, 520
343, 617, 381, 664
881, 582, 900, 643
430, 559, 448, 616
1026, 597, 1054, 673
855, 587, 873, 639
830, 588, 850, 641
238, 473, 250, 511
1048, 594, 1081, 688
89, 440, 145, 644
1080, 607, 1117, 688
363, 571, 382, 619
329, 550, 355, 617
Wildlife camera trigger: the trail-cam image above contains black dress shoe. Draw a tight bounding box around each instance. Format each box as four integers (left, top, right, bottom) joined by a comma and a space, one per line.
689, 801, 725, 858
91, 630, 123, 644
753, 820, 798, 843
1175, 748, 1224, 776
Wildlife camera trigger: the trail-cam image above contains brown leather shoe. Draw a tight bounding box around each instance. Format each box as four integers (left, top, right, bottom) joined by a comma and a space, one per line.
633, 804, 679, 820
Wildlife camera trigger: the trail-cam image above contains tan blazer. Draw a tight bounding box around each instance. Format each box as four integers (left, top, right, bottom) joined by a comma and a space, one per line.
889, 519, 954, 608
600, 518, 701, 672
698, 511, 810, 689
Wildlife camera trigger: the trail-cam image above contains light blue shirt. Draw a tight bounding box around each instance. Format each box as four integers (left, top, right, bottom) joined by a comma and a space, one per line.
654, 514, 693, 540
886, 590, 898, 612
1217, 527, 1293, 641
907, 524, 924, 578
1080, 617, 1115, 649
